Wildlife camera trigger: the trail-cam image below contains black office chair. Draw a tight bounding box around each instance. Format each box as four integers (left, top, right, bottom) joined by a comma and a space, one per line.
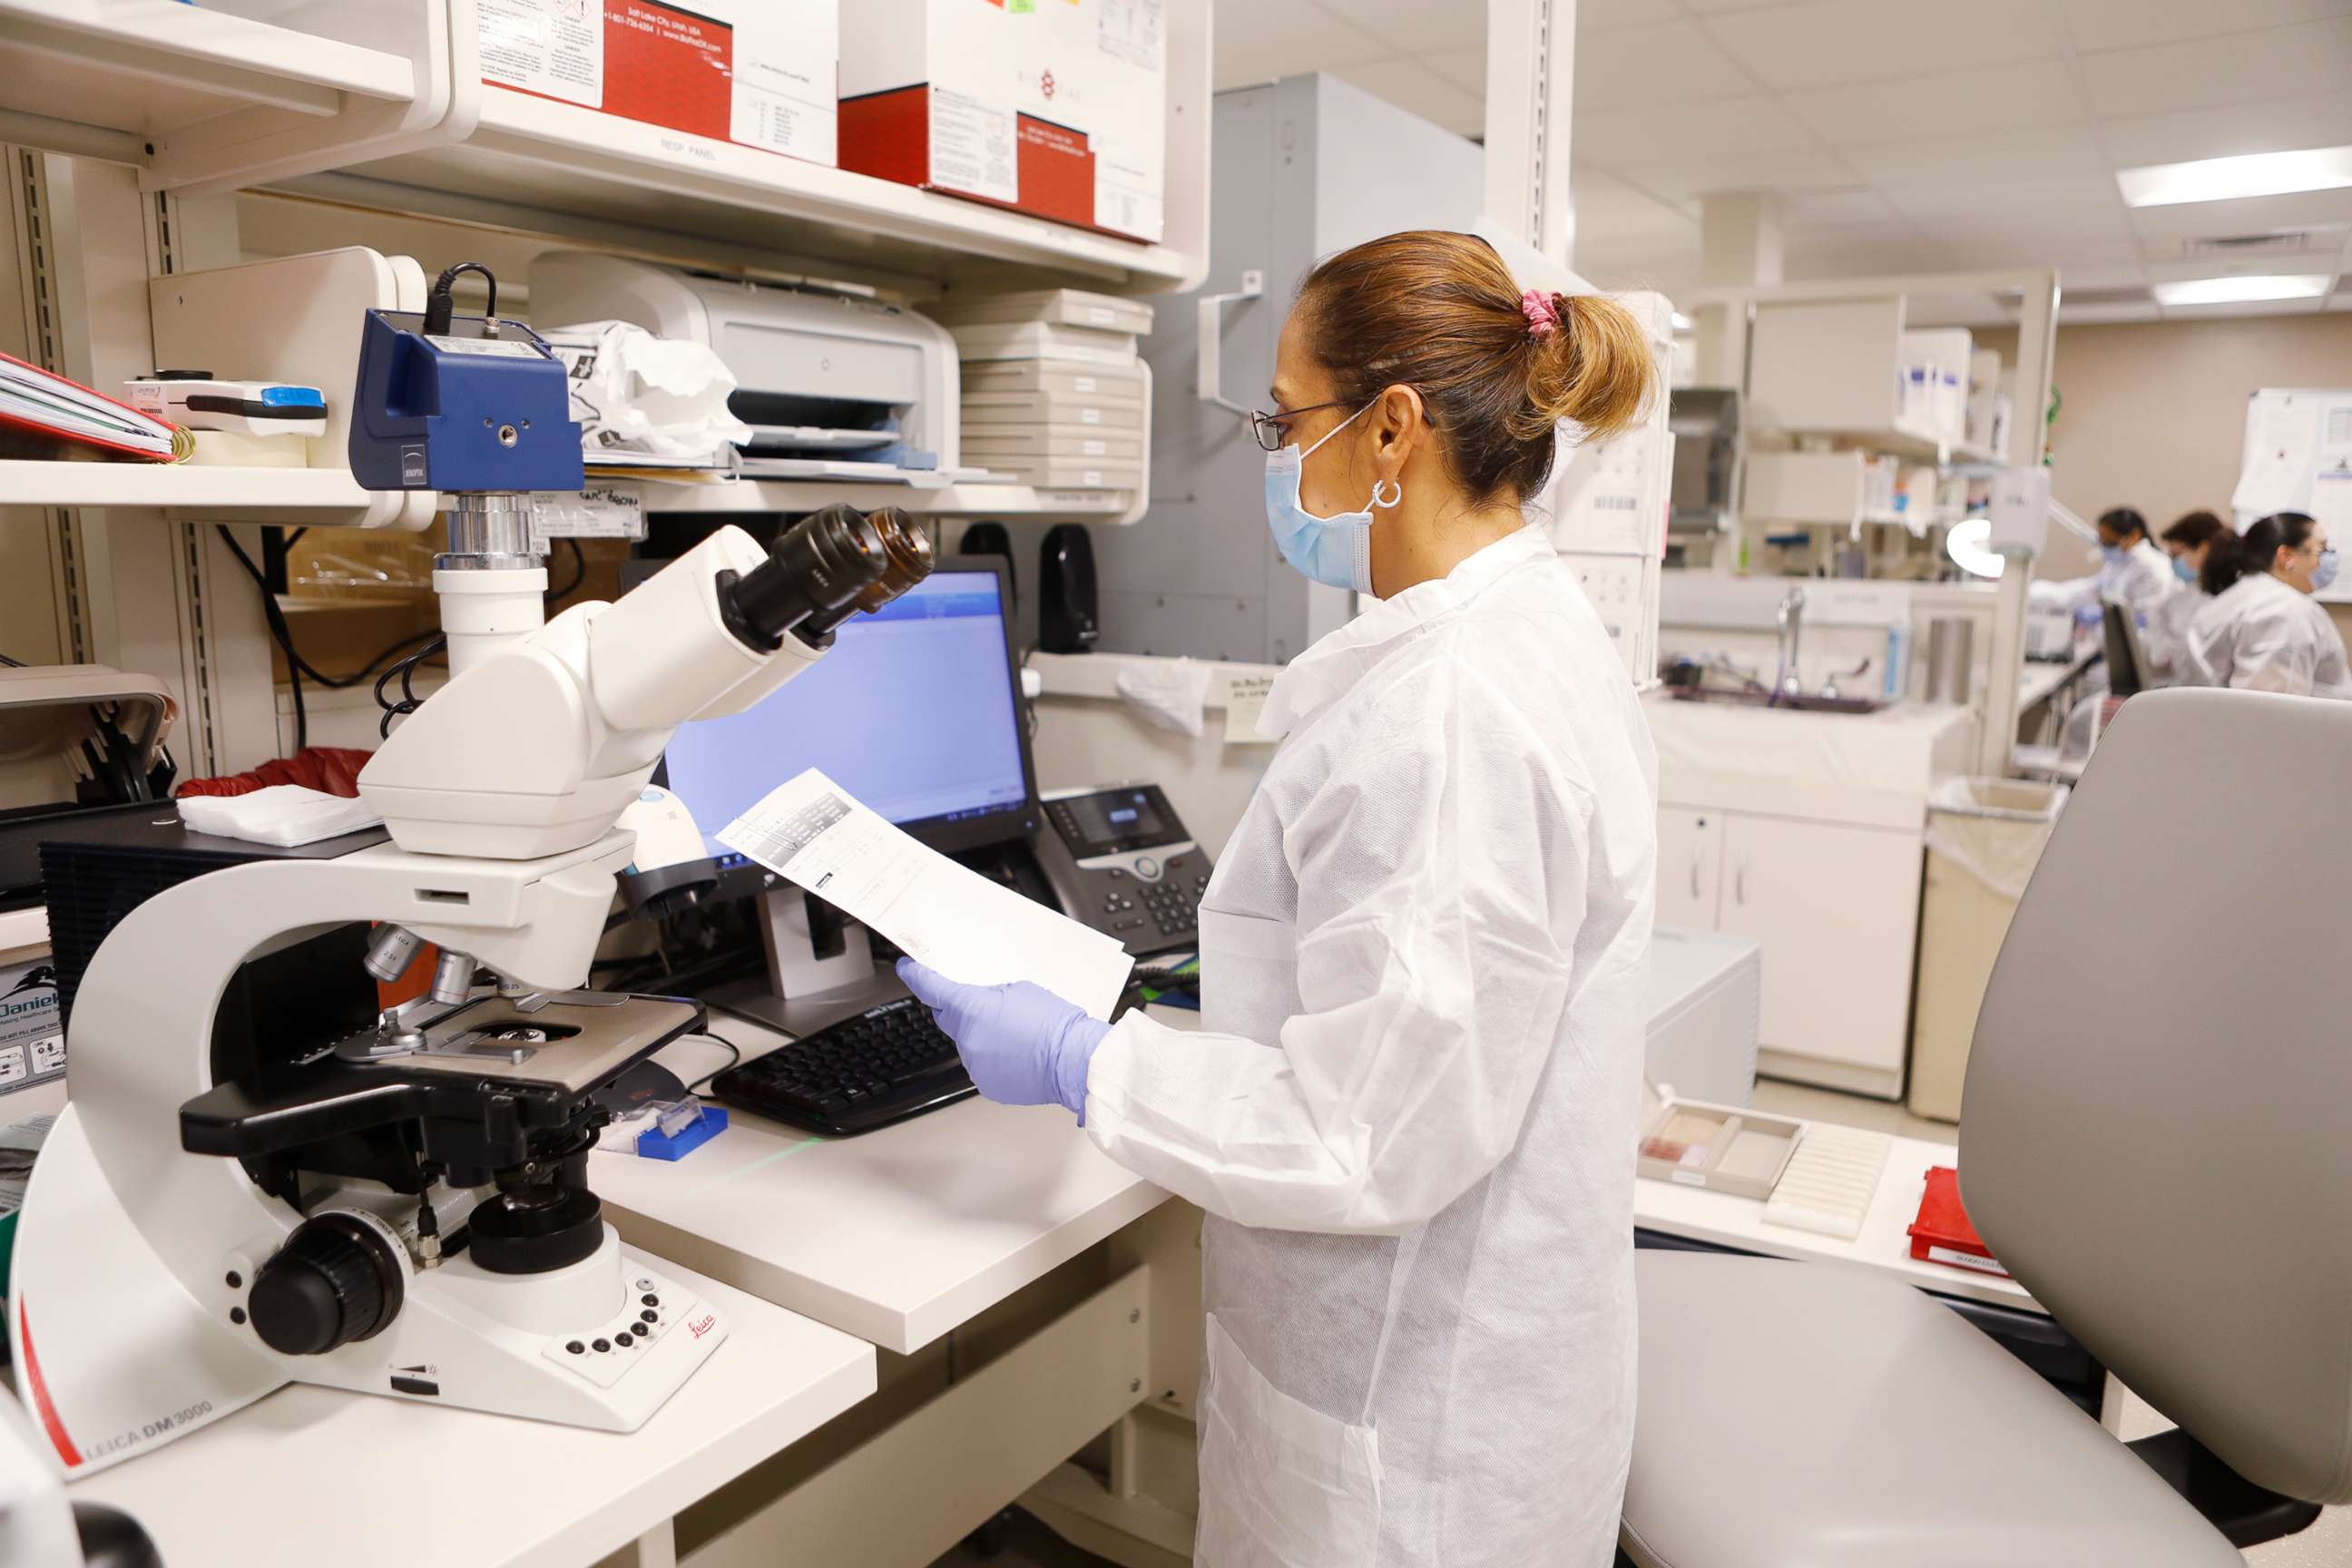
2101, 597, 2154, 698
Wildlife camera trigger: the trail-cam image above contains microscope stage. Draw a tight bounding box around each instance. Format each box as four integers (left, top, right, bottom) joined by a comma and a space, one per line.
346, 993, 705, 1094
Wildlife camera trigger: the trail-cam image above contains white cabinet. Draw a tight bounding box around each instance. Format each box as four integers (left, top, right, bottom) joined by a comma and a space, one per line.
1657, 806, 1923, 1095
1655, 807, 1724, 930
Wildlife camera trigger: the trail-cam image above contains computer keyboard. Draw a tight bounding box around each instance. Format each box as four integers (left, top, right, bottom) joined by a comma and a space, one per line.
707, 995, 975, 1136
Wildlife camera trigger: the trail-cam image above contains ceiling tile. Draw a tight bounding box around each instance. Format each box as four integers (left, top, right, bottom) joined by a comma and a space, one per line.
1573, 94, 1817, 166
1578, 0, 1682, 30
1784, 59, 2088, 148
1843, 124, 2110, 185
1784, 236, 1949, 276
1327, 59, 1486, 138
1424, 46, 1488, 94
2057, 0, 2352, 53
1881, 173, 2127, 222
1780, 188, 1911, 231
1573, 21, 1760, 111
2099, 91, 2352, 170
1210, 0, 1393, 90
2061, 300, 2166, 323
1572, 170, 1703, 242
1333, 0, 1486, 55
1905, 208, 2137, 248
2079, 16, 2352, 118
1700, 0, 2063, 90
1603, 146, 1863, 201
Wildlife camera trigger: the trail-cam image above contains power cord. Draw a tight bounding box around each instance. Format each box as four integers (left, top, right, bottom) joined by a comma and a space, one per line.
214, 525, 447, 754
684, 1032, 745, 1095
545, 535, 586, 605
374, 636, 449, 738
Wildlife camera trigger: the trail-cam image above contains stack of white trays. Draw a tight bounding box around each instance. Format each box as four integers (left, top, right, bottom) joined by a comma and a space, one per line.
937, 289, 1152, 494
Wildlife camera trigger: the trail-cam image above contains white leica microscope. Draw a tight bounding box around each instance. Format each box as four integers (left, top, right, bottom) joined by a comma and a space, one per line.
6, 265, 932, 1476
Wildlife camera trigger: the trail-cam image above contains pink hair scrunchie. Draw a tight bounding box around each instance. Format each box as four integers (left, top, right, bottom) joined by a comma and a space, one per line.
1520, 289, 1561, 338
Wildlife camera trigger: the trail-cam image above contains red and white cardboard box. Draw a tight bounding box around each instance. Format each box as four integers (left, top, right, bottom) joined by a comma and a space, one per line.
839, 0, 1167, 244
477, 0, 840, 169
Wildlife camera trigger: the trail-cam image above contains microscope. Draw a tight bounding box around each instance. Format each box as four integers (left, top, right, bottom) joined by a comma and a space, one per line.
7, 266, 932, 1476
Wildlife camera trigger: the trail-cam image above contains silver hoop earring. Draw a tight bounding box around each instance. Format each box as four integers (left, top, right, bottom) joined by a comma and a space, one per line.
1372, 478, 1404, 509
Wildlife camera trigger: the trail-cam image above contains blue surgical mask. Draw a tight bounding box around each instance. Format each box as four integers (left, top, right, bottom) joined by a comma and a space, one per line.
2100, 544, 2128, 566
2313, 547, 2339, 593
2171, 554, 2198, 584
1263, 403, 1393, 595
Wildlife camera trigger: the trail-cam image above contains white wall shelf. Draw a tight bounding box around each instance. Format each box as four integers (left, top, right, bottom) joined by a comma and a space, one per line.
0, 0, 457, 192
0, 2, 416, 138
633, 476, 1143, 527
4, 2, 1209, 298
355, 90, 1204, 296
0, 461, 430, 527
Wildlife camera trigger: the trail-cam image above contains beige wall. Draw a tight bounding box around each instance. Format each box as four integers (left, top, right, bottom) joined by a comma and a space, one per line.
1975, 313, 2352, 585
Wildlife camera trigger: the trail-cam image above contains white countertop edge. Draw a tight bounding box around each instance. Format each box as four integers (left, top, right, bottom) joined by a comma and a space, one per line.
507, 1341, 877, 1568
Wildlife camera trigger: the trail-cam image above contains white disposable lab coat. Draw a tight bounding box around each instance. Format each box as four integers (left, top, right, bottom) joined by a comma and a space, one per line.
2182, 572, 2352, 698
1083, 524, 1658, 1568
2144, 582, 2207, 681
2031, 538, 2175, 623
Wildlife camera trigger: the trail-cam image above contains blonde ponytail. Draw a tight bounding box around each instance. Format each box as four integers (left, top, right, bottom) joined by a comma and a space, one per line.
1522, 293, 1654, 446
1298, 230, 1659, 501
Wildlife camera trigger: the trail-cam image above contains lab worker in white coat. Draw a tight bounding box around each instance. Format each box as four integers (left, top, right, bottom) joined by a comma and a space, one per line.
2183, 510, 2352, 698
2030, 505, 2175, 629
2146, 510, 2229, 681
899, 230, 1661, 1568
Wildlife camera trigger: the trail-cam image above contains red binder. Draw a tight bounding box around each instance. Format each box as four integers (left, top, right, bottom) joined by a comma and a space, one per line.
0, 349, 186, 462
1907, 1165, 2011, 1278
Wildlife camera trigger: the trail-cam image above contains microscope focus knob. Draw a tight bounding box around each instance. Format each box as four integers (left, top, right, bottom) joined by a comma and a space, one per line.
248, 1213, 405, 1357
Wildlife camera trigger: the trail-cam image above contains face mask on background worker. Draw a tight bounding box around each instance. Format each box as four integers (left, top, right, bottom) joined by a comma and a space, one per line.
1262, 402, 1396, 595
2313, 548, 2339, 593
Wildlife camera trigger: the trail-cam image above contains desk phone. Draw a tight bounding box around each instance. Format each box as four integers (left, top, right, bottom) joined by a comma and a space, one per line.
1034, 783, 1212, 956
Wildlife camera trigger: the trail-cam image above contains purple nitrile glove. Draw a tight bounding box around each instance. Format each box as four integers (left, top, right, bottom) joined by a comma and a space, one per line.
897, 957, 1108, 1120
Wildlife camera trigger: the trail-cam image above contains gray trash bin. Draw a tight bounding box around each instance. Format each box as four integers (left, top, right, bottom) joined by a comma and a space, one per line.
1908, 777, 2068, 1122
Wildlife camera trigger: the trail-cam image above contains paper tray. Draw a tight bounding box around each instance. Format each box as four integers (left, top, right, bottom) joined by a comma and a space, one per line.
1636, 1091, 1805, 1200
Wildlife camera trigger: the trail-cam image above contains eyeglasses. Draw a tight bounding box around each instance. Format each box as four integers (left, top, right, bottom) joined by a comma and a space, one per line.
1248, 399, 1353, 453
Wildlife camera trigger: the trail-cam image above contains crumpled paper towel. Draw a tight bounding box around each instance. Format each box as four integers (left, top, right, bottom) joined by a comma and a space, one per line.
1117, 657, 1214, 738
178, 784, 384, 848
539, 319, 753, 462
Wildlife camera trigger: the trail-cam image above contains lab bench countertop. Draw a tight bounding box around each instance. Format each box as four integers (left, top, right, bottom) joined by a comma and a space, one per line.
1633, 1132, 2039, 1316
1642, 692, 1979, 829
2017, 644, 2103, 712
63, 1259, 877, 1568
596, 1021, 1170, 1355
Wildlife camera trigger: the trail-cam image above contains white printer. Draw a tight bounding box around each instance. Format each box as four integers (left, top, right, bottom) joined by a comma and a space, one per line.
527, 252, 970, 485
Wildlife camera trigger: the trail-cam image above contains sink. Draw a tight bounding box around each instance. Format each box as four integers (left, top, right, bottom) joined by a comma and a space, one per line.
1667, 687, 1886, 717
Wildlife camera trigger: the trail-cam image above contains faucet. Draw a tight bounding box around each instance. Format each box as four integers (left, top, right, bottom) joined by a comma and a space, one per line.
1774, 587, 1808, 701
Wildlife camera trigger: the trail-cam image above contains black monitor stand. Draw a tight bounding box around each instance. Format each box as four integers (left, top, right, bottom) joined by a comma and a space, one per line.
701, 839, 1063, 1040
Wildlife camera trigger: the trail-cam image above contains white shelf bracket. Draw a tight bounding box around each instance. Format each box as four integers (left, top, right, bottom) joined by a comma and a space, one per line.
1195, 269, 1264, 418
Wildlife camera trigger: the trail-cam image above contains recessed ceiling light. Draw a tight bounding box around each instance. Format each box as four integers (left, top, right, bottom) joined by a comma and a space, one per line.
2117, 145, 2352, 208
2151, 273, 2330, 307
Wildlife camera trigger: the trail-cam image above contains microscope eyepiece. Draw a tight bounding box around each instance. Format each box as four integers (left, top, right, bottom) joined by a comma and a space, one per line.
717, 505, 936, 651
813, 505, 937, 635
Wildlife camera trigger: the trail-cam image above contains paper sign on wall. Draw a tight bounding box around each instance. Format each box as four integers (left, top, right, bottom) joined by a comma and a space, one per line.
1223, 674, 1277, 745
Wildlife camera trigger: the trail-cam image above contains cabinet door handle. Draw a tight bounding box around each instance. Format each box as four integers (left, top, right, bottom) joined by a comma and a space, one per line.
1735, 859, 1748, 906
1690, 856, 1701, 898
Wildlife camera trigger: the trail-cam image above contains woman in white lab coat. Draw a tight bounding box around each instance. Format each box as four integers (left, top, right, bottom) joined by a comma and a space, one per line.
2030, 505, 2175, 628
2146, 510, 2227, 681
2183, 511, 2352, 698
900, 231, 1661, 1567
